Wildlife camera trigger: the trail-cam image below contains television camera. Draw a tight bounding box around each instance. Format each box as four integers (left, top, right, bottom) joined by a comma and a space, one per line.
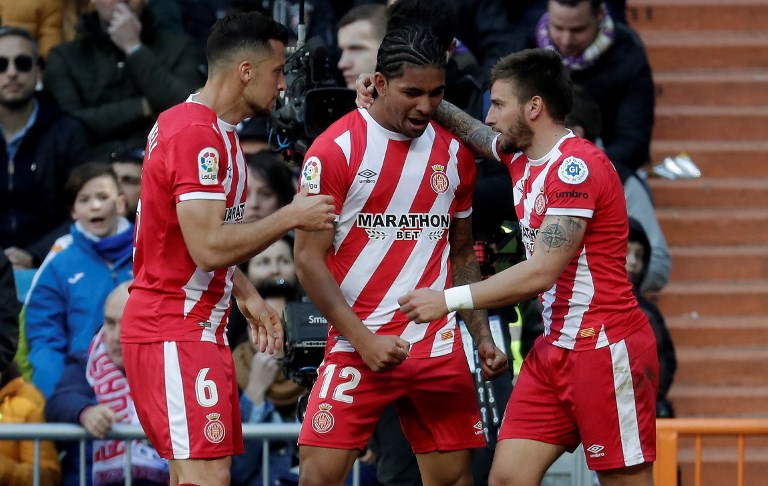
270, 1, 356, 164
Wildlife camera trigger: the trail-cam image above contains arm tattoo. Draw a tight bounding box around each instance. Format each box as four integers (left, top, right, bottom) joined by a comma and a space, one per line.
452, 259, 492, 345
540, 217, 583, 252
435, 100, 497, 159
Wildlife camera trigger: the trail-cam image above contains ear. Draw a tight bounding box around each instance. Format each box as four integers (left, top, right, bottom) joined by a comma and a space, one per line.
116, 193, 127, 216
373, 72, 387, 98
238, 60, 253, 85
528, 95, 544, 120
447, 39, 457, 59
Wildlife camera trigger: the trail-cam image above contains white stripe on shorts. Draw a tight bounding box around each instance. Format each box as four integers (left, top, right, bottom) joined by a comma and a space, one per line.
609, 339, 644, 466
164, 342, 191, 459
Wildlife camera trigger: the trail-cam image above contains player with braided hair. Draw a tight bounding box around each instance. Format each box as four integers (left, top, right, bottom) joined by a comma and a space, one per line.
294, 25, 508, 486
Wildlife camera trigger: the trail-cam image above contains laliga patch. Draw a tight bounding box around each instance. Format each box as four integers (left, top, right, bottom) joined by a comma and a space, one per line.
534, 193, 547, 215
302, 156, 322, 194
429, 164, 449, 194
312, 403, 335, 433
203, 413, 226, 443
558, 156, 589, 185
198, 147, 220, 185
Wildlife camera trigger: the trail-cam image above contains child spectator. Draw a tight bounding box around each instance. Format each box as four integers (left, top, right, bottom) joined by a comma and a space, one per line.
628, 217, 677, 417
0, 361, 61, 486
25, 162, 133, 398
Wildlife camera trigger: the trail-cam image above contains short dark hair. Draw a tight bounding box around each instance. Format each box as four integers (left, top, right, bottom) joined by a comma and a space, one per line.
65, 163, 120, 208
338, 4, 387, 39
550, 0, 602, 16
246, 151, 295, 209
490, 48, 574, 123
206, 12, 289, 70
0, 26, 39, 58
109, 145, 145, 164
375, 25, 446, 81
386, 0, 457, 52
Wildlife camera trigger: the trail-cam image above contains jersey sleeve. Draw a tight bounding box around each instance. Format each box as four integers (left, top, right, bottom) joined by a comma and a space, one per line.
454, 141, 476, 218
545, 153, 600, 219
166, 124, 228, 204
299, 136, 350, 215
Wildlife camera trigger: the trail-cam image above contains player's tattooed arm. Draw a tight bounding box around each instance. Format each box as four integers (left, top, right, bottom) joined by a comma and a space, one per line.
538, 215, 585, 254
449, 217, 492, 346
435, 100, 497, 160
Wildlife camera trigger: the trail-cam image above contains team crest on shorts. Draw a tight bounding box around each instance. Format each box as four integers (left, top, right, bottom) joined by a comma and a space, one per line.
312, 403, 335, 434
534, 192, 547, 215
429, 164, 449, 194
198, 148, 220, 185
204, 413, 226, 444
558, 156, 589, 185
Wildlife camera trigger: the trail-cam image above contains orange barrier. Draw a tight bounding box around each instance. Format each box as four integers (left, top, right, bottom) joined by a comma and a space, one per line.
654, 418, 768, 486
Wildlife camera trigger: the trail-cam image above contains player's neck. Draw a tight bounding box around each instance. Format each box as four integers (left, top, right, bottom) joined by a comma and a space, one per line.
193, 83, 246, 126
527, 123, 570, 160
367, 101, 399, 134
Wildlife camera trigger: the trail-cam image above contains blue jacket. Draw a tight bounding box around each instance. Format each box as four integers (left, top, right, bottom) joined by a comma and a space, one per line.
44, 351, 95, 486
25, 222, 133, 397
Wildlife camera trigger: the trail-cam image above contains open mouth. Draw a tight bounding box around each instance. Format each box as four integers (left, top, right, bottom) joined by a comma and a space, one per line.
408, 117, 429, 130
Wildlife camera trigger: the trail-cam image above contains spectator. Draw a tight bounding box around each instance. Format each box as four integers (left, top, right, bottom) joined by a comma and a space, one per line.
25, 162, 133, 398
244, 151, 296, 224
0, 361, 61, 486
0, 0, 62, 58
0, 251, 19, 369
229, 235, 302, 347
43, 0, 206, 161
109, 144, 144, 223
46, 281, 169, 486
510, 0, 654, 182
231, 282, 306, 486
627, 218, 676, 418
336, 4, 386, 89
247, 236, 298, 290
506, 0, 627, 31
0, 26, 89, 269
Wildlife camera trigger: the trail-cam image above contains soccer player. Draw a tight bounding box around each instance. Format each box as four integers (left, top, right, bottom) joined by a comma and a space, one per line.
294, 26, 508, 486
120, 12, 335, 486
397, 49, 658, 486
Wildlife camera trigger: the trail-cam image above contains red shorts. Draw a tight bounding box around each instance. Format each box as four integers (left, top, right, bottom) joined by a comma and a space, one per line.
499, 325, 658, 470
298, 350, 485, 453
122, 341, 243, 460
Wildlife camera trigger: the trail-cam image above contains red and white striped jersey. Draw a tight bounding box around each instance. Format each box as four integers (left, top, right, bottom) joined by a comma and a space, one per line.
494, 132, 648, 351
299, 108, 476, 358
122, 97, 247, 346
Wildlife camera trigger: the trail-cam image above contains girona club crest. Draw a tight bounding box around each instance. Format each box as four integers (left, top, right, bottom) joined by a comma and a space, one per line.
534, 192, 547, 215
204, 413, 226, 444
312, 403, 335, 434
430, 164, 449, 194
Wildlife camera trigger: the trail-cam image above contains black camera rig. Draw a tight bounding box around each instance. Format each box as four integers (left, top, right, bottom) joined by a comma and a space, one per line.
271, 0, 356, 164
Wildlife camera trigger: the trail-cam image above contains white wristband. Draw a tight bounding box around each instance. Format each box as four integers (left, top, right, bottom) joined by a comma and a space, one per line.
444, 285, 474, 312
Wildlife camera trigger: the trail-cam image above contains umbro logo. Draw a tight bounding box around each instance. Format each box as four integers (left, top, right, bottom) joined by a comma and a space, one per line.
67, 272, 85, 284
587, 444, 605, 458
357, 169, 377, 183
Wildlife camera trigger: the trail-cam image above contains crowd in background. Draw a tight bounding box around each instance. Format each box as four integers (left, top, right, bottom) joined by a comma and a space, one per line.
0, 0, 676, 484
